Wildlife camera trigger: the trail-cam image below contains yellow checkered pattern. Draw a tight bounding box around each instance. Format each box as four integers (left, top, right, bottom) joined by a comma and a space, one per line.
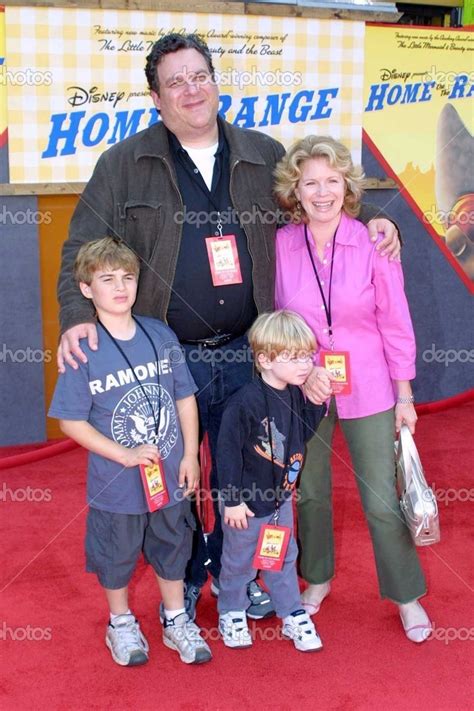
5, 8, 365, 184
0, 9, 6, 138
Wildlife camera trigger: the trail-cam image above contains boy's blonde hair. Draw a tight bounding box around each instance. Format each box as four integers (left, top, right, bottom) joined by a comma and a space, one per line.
248, 310, 316, 372
74, 237, 140, 285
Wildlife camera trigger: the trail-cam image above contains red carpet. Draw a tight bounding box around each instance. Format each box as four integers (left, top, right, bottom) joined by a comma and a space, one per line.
1, 403, 473, 710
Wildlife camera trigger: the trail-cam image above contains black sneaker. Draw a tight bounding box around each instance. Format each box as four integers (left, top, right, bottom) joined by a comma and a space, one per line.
184, 583, 201, 622
246, 580, 275, 620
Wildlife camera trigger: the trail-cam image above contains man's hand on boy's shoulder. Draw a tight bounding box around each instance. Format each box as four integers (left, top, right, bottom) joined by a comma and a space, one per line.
178, 454, 200, 497
224, 503, 255, 530
57, 322, 98, 373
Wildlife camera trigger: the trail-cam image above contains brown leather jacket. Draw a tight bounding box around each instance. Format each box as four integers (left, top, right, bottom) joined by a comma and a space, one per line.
58, 117, 286, 333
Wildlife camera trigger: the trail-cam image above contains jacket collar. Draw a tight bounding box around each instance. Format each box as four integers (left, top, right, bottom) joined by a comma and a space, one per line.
219, 116, 267, 165
133, 115, 267, 165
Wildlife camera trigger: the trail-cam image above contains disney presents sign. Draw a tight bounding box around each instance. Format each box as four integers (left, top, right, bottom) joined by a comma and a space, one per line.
4, 7, 365, 183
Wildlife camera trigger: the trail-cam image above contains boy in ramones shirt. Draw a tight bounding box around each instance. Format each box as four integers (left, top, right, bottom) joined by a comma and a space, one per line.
49, 237, 211, 667
217, 310, 326, 651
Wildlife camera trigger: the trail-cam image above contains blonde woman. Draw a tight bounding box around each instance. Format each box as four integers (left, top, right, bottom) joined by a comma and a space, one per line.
273, 136, 432, 644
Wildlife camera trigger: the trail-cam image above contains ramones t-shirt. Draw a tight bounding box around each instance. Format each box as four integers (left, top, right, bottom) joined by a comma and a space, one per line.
49, 317, 197, 514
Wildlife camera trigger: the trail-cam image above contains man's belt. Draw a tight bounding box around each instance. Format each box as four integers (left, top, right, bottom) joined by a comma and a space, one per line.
181, 333, 240, 349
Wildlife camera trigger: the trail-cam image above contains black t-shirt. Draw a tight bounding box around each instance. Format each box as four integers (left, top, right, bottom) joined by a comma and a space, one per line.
217, 378, 326, 517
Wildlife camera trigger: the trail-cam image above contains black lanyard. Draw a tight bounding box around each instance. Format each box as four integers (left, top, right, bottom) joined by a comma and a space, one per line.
258, 378, 294, 523
97, 317, 161, 442
304, 224, 336, 350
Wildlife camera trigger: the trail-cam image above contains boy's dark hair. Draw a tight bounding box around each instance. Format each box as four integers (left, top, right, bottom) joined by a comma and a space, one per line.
145, 33, 215, 94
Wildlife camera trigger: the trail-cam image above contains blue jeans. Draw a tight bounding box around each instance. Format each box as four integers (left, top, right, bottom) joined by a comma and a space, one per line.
183, 335, 254, 587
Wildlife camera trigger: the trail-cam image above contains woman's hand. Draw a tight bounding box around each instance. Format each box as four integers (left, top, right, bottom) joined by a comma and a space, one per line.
395, 403, 417, 434
303, 366, 334, 404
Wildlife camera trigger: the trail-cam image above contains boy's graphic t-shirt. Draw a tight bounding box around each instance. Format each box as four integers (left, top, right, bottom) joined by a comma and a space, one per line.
48, 317, 197, 514
217, 379, 326, 517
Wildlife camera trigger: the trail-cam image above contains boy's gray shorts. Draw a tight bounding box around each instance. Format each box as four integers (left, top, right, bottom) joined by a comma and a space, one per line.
85, 499, 196, 589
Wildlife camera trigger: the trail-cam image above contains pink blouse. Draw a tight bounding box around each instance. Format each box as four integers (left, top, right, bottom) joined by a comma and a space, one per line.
275, 212, 416, 419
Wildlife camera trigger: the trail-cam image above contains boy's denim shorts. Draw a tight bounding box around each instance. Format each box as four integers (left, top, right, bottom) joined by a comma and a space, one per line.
85, 499, 196, 589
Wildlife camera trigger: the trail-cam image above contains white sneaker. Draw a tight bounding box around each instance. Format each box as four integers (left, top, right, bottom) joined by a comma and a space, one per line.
219, 611, 253, 649
105, 614, 149, 666
163, 612, 212, 664
282, 609, 323, 652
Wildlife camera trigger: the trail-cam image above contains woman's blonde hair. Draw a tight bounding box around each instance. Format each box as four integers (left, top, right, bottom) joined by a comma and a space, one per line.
273, 135, 365, 222
248, 310, 316, 372
74, 237, 140, 284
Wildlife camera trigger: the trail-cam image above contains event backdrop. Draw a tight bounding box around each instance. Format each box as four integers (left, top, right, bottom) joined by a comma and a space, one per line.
0, 11, 472, 444
5, 7, 365, 183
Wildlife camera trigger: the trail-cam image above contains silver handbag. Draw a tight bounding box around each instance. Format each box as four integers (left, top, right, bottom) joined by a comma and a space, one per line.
395, 425, 440, 546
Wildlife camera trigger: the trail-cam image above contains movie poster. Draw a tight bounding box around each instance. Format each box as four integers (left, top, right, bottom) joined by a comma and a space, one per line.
364, 26, 474, 290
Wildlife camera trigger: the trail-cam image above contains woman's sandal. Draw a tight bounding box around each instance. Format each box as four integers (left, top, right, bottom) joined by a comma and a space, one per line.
399, 601, 432, 643
300, 583, 331, 616
301, 600, 322, 616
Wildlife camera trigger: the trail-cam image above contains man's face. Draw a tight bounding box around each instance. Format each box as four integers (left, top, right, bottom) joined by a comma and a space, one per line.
151, 48, 219, 142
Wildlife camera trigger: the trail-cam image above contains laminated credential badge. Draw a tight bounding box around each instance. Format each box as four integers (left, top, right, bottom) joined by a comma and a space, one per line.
252, 524, 291, 571
140, 459, 170, 511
